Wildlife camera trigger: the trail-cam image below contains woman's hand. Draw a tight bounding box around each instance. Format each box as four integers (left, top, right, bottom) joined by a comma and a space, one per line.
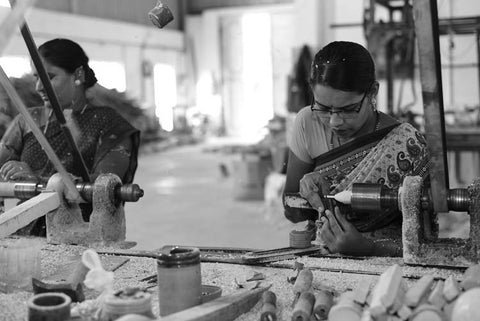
318, 206, 374, 256
299, 172, 325, 212
0, 161, 36, 181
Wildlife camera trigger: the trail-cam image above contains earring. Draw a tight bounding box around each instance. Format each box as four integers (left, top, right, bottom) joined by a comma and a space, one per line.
74, 79, 82, 86
371, 97, 377, 110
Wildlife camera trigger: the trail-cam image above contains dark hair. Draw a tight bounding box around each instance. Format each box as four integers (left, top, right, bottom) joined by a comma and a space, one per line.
309, 41, 375, 93
38, 38, 97, 88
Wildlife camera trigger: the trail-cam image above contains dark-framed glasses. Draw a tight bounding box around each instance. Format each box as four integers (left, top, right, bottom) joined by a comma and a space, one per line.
311, 90, 369, 119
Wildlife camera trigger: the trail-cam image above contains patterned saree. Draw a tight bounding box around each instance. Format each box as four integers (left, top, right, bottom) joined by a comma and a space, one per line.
313, 123, 430, 250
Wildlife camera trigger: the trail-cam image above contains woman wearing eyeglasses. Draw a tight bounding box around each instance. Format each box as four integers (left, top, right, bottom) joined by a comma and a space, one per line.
283, 41, 430, 257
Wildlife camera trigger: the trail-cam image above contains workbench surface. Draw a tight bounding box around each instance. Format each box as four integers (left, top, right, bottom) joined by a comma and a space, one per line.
0, 239, 465, 321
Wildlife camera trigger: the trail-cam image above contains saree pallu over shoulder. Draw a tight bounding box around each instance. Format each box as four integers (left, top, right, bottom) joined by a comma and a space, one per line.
20, 105, 140, 184
313, 123, 430, 232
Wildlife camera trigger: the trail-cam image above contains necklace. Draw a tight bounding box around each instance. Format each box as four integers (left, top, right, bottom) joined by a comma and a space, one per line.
43, 109, 53, 135
329, 111, 381, 150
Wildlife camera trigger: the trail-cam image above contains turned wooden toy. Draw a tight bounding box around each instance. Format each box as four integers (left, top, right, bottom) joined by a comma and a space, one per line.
405, 274, 434, 308
353, 279, 371, 306
410, 304, 444, 321
443, 275, 461, 302
460, 264, 480, 291
260, 290, 277, 321
313, 289, 334, 320
396, 304, 413, 320
369, 264, 404, 317
329, 291, 362, 321
292, 292, 315, 321
292, 269, 313, 306
427, 280, 446, 309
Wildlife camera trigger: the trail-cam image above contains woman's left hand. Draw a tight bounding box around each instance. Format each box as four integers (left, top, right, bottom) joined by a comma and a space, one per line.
318, 206, 374, 256
0, 160, 36, 181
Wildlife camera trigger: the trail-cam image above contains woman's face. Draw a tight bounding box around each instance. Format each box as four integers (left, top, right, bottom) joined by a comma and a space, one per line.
33, 58, 77, 109
311, 84, 373, 140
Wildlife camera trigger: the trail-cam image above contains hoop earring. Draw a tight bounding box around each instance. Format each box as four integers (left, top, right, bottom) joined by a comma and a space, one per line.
74, 79, 82, 86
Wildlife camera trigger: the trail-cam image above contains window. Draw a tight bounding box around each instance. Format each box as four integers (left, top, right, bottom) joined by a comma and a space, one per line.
89, 61, 126, 92
0, 56, 31, 78
154, 64, 177, 132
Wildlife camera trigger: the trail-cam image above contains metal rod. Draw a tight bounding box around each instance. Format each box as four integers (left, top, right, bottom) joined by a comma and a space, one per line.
477, 30, 480, 109
0, 181, 143, 202
412, 0, 449, 212
9, 0, 90, 182
0, 66, 81, 202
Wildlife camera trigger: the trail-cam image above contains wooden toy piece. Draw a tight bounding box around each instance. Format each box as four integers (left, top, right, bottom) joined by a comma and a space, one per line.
360, 309, 373, 321
260, 290, 277, 321
442, 300, 456, 321
292, 269, 313, 306
353, 279, 371, 306
396, 304, 412, 321
291, 292, 315, 321
313, 290, 334, 320
385, 279, 407, 314
427, 280, 446, 309
443, 275, 461, 302
369, 264, 403, 318
410, 304, 445, 321
460, 264, 480, 291
404, 274, 434, 308
329, 291, 362, 321
451, 288, 480, 321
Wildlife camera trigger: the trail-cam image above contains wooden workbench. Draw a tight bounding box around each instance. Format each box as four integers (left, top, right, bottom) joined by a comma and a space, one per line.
0, 238, 465, 321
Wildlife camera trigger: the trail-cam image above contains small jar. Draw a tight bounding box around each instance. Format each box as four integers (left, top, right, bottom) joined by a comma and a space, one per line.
157, 246, 201, 316
102, 288, 154, 321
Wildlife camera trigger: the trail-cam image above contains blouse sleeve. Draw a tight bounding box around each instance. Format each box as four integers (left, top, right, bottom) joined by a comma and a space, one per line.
0, 115, 25, 166
288, 109, 314, 164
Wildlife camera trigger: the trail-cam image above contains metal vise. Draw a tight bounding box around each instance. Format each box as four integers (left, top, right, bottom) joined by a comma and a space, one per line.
0, 173, 143, 247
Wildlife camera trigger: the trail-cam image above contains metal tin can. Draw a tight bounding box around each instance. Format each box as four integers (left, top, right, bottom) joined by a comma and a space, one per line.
157, 246, 201, 316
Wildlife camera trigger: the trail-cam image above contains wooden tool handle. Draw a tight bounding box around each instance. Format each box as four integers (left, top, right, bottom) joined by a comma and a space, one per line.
260, 291, 277, 321
293, 269, 313, 294
313, 290, 334, 320
292, 292, 315, 321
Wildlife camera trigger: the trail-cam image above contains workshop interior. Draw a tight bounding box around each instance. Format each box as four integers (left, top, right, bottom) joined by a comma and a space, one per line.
1, 0, 480, 320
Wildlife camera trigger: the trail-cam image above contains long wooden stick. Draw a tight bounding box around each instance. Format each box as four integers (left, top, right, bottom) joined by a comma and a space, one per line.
0, 0, 35, 55
159, 286, 270, 321
0, 192, 60, 238
0, 66, 81, 202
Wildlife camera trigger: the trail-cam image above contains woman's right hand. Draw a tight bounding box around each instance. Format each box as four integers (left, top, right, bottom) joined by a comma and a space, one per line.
0, 160, 36, 181
299, 171, 325, 213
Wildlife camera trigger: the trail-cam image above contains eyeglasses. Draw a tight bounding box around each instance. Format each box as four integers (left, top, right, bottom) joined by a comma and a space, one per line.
310, 90, 369, 119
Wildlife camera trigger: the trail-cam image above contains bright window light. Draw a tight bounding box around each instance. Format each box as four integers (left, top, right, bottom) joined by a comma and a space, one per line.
154, 64, 176, 132
0, 0, 10, 7
241, 12, 274, 140
0, 56, 31, 77
90, 61, 126, 92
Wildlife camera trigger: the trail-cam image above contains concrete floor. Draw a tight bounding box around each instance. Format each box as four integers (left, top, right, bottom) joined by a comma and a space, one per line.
125, 143, 299, 251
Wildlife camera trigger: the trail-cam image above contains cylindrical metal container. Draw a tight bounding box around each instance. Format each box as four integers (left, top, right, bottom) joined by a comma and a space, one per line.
157, 246, 201, 316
